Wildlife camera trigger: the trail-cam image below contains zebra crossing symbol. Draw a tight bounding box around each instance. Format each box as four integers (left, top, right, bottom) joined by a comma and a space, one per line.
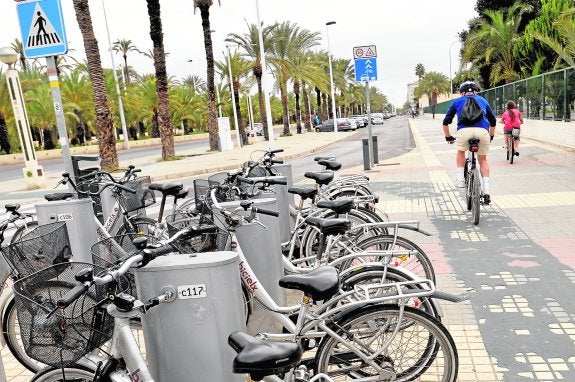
16, 0, 68, 59
26, 3, 61, 48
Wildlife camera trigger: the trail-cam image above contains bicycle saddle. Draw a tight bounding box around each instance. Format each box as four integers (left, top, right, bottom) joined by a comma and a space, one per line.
305, 216, 351, 236
287, 187, 318, 200
173, 188, 189, 200
304, 170, 334, 186
44, 192, 74, 201
148, 182, 183, 196
4, 204, 21, 213
228, 331, 302, 381
279, 265, 340, 301
316, 198, 354, 215
317, 159, 342, 171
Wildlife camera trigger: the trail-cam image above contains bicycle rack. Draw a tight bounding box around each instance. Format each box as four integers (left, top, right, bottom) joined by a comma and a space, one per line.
249, 175, 291, 244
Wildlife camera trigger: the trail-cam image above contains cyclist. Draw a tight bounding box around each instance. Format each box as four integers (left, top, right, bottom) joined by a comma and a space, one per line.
442, 81, 497, 205
501, 100, 523, 156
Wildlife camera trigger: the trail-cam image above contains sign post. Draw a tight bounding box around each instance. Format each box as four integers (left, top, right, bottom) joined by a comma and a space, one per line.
353, 45, 378, 167
16, 0, 74, 179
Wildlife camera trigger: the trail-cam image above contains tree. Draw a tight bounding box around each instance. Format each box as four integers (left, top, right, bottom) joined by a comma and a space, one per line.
414, 72, 449, 118
194, 0, 219, 151
146, 0, 175, 160
290, 51, 326, 133
530, 6, 575, 68
112, 39, 139, 85
71, 0, 118, 170
415, 63, 426, 80
10, 39, 28, 72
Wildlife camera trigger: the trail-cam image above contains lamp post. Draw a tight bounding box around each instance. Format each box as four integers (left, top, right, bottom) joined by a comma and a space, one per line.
101, 0, 130, 149
326, 21, 338, 133
255, 0, 275, 147
449, 40, 459, 97
0, 46, 45, 187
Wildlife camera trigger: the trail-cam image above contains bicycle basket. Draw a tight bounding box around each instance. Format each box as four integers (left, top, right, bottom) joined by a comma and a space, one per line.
91, 234, 158, 297
512, 127, 520, 138
165, 213, 230, 254
12, 262, 126, 368
5, 222, 71, 278
118, 176, 156, 213
193, 179, 226, 214
0, 250, 10, 295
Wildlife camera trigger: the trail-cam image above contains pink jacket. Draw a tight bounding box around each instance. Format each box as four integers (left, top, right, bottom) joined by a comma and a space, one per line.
501, 110, 522, 130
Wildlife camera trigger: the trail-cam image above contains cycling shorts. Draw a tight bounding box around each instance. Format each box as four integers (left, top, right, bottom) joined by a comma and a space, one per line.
456, 128, 490, 155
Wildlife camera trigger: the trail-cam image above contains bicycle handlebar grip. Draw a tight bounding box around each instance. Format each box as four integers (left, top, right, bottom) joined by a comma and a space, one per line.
270, 159, 283, 164
253, 207, 279, 217
236, 176, 255, 185
269, 148, 284, 154
116, 183, 137, 194
77, 170, 100, 181
265, 177, 288, 186
142, 245, 174, 265
57, 283, 89, 309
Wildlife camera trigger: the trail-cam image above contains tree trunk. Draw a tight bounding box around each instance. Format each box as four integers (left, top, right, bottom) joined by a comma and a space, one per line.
72, 0, 118, 170
294, 81, 302, 134
233, 80, 247, 145
302, 85, 311, 132
280, 82, 291, 135
199, 5, 219, 151
151, 111, 160, 138
0, 115, 12, 154
123, 55, 130, 84
183, 119, 191, 134
147, 0, 175, 160
321, 93, 328, 120
253, 62, 269, 141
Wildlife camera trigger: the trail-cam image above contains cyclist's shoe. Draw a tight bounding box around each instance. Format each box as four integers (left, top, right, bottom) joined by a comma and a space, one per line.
483, 194, 491, 205
514, 151, 519, 156
456, 180, 466, 188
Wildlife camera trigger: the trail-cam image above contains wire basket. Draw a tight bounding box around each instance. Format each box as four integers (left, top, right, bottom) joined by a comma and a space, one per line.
91, 234, 158, 297
165, 213, 230, 254
4, 222, 72, 278
193, 179, 225, 214
0, 250, 11, 296
118, 176, 156, 213
12, 262, 127, 368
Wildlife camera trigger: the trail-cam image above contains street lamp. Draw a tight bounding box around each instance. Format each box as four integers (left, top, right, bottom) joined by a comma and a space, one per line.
255, 0, 275, 146
449, 40, 459, 97
0, 46, 45, 187
101, 0, 130, 149
326, 21, 338, 133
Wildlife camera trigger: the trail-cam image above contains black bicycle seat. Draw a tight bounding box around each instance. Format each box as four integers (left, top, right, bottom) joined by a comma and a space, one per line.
148, 182, 183, 196
317, 159, 342, 171
304, 216, 351, 236
304, 171, 334, 186
287, 187, 318, 200
316, 198, 354, 215
279, 265, 340, 301
228, 331, 302, 380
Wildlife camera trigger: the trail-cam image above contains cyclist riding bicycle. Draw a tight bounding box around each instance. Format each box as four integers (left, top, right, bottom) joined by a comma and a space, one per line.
442, 81, 496, 205
501, 100, 523, 156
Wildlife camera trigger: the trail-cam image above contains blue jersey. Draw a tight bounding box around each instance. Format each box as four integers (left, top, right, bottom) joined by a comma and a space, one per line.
442, 95, 496, 131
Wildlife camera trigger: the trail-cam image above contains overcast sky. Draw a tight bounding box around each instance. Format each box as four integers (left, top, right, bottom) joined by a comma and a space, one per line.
1, 0, 478, 106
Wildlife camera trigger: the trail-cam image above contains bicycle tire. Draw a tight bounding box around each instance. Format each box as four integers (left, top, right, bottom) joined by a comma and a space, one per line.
117, 216, 167, 240
9, 220, 40, 246
472, 170, 481, 225
314, 305, 458, 382
343, 235, 436, 283
510, 138, 515, 164
31, 365, 95, 381
339, 265, 441, 320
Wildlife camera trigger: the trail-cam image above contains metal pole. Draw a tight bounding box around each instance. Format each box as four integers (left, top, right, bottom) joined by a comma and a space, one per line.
326, 21, 338, 133
255, 0, 275, 147
226, 46, 242, 147
248, 94, 255, 130
215, 83, 222, 117
46, 56, 74, 184
102, 0, 129, 149
365, 81, 373, 166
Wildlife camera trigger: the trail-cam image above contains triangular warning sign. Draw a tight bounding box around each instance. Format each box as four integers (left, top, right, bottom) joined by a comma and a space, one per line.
366, 48, 375, 57
26, 3, 62, 49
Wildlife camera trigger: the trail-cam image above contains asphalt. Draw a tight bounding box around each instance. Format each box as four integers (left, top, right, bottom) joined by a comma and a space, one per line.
2, 116, 575, 381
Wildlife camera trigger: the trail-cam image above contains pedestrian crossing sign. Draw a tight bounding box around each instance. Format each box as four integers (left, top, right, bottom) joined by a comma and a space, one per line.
16, 0, 68, 59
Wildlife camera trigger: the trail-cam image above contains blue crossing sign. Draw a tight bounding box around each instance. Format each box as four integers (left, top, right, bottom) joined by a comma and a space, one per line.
354, 57, 378, 82
16, 0, 68, 59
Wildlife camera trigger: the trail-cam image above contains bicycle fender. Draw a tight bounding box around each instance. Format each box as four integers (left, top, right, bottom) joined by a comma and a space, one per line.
396, 224, 432, 236
0, 290, 13, 347
432, 290, 471, 303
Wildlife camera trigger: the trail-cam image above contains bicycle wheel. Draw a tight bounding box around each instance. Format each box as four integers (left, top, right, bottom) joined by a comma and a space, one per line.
315, 305, 458, 382
471, 170, 481, 225
339, 265, 440, 320
510, 138, 515, 164
31, 365, 94, 381
343, 235, 435, 283
117, 217, 167, 240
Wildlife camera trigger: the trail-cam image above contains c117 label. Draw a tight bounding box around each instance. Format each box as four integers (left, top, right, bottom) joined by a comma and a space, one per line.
178, 284, 207, 299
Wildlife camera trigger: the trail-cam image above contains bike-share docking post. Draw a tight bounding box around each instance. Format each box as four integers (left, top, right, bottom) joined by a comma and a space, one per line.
271, 163, 295, 208
35, 198, 98, 263
133, 252, 245, 382
213, 198, 287, 334
250, 175, 291, 244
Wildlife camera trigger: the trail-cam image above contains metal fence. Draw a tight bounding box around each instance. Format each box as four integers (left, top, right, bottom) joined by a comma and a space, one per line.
425, 66, 575, 122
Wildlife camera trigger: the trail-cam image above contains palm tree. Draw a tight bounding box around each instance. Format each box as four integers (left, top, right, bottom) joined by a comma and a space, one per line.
414, 72, 449, 118
71, 0, 118, 170
530, 7, 575, 68
415, 63, 425, 80
194, 0, 219, 151
268, 21, 321, 135
0, 76, 13, 153
290, 51, 327, 133
226, 22, 277, 141
463, 2, 534, 86
112, 39, 139, 85
11, 39, 28, 72
59, 68, 95, 145
146, 0, 175, 160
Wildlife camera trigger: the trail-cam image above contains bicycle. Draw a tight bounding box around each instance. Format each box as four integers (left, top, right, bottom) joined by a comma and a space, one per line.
505, 127, 520, 164
463, 138, 484, 225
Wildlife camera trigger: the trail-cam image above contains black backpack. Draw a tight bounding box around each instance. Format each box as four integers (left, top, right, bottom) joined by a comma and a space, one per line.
460, 96, 484, 126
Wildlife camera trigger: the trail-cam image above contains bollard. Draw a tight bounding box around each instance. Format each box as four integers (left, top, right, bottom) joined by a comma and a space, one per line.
362, 138, 371, 170
372, 135, 379, 164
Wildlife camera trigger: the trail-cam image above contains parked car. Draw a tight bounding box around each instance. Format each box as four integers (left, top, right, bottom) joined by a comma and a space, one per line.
371, 113, 384, 124
350, 115, 367, 128
252, 122, 264, 136
315, 118, 357, 132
